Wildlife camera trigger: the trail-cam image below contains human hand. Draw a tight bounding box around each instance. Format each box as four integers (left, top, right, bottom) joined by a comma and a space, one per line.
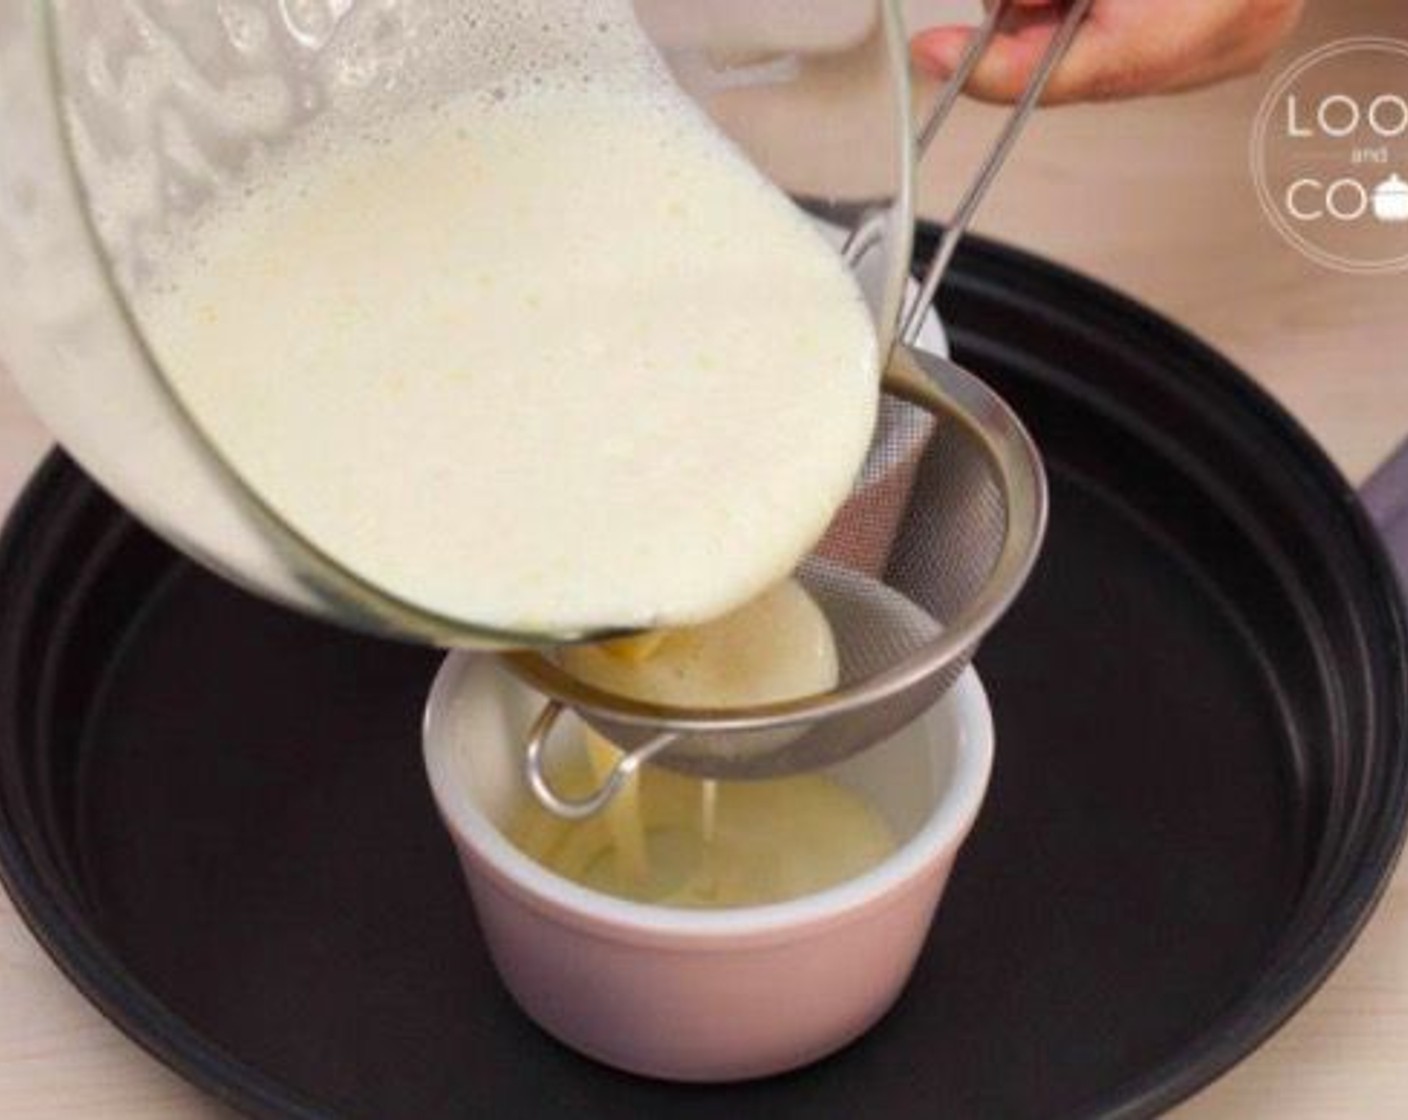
910, 0, 1305, 105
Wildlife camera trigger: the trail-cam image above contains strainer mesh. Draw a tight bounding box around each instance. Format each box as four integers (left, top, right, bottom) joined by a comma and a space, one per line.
649, 382, 1010, 776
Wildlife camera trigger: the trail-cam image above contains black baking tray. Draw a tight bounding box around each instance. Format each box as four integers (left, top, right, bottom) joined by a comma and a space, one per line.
1, 226, 1404, 1120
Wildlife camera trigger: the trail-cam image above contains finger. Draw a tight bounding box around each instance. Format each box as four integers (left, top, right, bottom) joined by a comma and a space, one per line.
908, 2, 1058, 78
913, 2, 1306, 107
912, 13, 1159, 107
909, 25, 983, 82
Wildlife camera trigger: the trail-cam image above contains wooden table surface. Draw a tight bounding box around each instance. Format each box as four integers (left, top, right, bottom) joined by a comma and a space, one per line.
1, 1, 1406, 1116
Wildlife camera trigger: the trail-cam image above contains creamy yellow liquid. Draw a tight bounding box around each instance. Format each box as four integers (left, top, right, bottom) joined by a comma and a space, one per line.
136, 2, 878, 635
509, 750, 895, 908
510, 580, 897, 908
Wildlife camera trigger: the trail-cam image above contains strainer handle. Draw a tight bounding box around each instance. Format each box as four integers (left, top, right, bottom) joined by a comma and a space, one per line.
523, 701, 682, 820
900, 0, 1093, 341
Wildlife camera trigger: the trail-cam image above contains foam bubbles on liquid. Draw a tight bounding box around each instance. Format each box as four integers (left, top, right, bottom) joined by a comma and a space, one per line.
140, 0, 686, 299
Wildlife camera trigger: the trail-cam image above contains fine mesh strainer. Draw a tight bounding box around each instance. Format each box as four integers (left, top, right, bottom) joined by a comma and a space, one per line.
505, 342, 1047, 816
506, 0, 1089, 817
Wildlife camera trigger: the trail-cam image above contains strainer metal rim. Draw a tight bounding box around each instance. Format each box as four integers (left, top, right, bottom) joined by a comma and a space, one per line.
499, 343, 1048, 733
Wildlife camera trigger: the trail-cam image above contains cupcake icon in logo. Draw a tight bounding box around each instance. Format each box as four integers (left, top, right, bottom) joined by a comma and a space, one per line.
1372, 174, 1408, 223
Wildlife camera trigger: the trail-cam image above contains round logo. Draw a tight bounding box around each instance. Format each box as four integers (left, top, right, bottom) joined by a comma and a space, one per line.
1251, 37, 1408, 274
